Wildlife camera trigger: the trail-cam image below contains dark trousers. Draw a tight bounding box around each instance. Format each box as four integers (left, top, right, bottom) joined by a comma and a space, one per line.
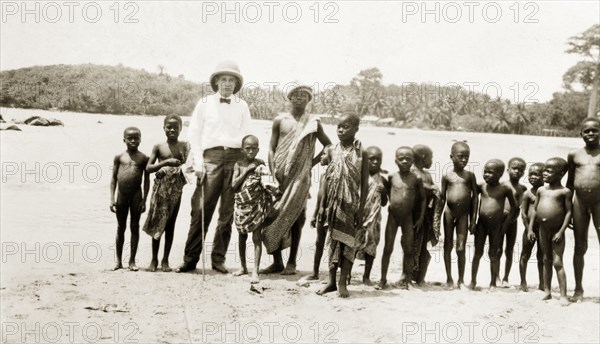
183, 148, 242, 266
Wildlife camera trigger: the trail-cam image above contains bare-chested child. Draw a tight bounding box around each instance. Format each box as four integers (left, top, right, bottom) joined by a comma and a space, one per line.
110, 127, 150, 271
499, 157, 527, 287
378, 147, 426, 290
307, 145, 333, 281
567, 117, 600, 302
440, 142, 478, 289
143, 115, 190, 272
355, 146, 389, 285
411, 144, 440, 285
470, 159, 517, 290
232, 135, 277, 284
519, 163, 545, 292
530, 158, 572, 306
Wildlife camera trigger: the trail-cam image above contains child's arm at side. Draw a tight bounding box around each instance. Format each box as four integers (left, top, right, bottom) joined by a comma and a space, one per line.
357, 150, 370, 226
414, 176, 427, 231
439, 174, 448, 206
469, 172, 479, 233
110, 155, 120, 213
566, 151, 575, 194
380, 175, 389, 207
268, 118, 281, 174
555, 190, 573, 242
311, 174, 327, 227
521, 192, 531, 228
231, 162, 248, 193
141, 154, 150, 213
504, 185, 518, 229
528, 189, 540, 238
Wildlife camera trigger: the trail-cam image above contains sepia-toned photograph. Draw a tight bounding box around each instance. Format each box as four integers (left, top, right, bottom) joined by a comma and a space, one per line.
1, 1, 599, 343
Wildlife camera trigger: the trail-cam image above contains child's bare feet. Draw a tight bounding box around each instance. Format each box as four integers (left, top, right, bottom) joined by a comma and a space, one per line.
128, 262, 139, 271
570, 290, 584, 303
161, 261, 171, 272
113, 262, 123, 271
338, 283, 350, 298
458, 282, 468, 290
375, 279, 387, 290
542, 293, 552, 301
149, 260, 158, 272
559, 296, 570, 307
446, 278, 454, 289
501, 279, 509, 288
317, 282, 337, 295
233, 268, 248, 276
362, 277, 373, 286
489, 285, 496, 291
306, 273, 319, 281
260, 263, 284, 274
538, 284, 544, 292
281, 264, 296, 275
519, 283, 528, 292
251, 271, 260, 284
395, 279, 409, 290
468, 282, 477, 290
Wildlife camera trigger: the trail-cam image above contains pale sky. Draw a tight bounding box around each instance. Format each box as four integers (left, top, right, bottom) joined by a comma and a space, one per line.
1, 0, 598, 101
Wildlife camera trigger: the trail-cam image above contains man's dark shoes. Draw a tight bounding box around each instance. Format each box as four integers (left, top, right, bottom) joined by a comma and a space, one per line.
175, 263, 196, 273
212, 262, 229, 274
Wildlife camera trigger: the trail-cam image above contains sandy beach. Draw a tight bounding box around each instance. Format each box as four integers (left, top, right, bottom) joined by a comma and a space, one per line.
1, 107, 599, 343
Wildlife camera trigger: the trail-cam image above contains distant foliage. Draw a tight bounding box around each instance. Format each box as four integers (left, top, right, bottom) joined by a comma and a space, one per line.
0, 59, 592, 137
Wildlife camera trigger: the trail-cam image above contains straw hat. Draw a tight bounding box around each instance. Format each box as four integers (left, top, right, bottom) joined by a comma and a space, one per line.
209, 60, 244, 94
287, 84, 313, 102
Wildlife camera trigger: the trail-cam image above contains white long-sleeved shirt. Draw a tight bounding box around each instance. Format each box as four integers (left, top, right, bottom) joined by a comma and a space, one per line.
187, 93, 252, 172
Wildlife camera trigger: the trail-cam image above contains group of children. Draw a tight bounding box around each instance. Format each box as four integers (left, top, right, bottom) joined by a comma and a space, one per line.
110, 114, 600, 302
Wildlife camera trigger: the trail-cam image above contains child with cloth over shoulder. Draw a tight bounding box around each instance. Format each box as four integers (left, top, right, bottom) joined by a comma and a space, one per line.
232, 135, 279, 284
317, 114, 369, 298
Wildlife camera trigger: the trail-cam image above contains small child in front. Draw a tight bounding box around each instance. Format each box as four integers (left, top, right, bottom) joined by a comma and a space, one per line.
440, 141, 478, 289
110, 127, 150, 271
470, 159, 517, 290
500, 157, 527, 286
232, 135, 275, 284
143, 115, 190, 272
378, 146, 426, 290
308, 145, 333, 281
530, 158, 572, 305
411, 144, 440, 285
317, 114, 369, 298
519, 162, 545, 291
355, 146, 388, 286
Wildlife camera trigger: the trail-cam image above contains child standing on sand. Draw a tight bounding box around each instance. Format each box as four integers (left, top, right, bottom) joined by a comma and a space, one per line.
378, 146, 426, 290
143, 115, 190, 272
567, 117, 600, 302
499, 157, 527, 287
411, 144, 441, 285
530, 158, 572, 306
519, 162, 545, 292
440, 142, 478, 289
470, 159, 517, 290
110, 127, 150, 271
355, 146, 388, 286
317, 114, 369, 298
232, 135, 277, 284
308, 145, 333, 281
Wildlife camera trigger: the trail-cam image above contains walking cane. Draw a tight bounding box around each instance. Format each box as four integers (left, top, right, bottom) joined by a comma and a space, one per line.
200, 174, 206, 281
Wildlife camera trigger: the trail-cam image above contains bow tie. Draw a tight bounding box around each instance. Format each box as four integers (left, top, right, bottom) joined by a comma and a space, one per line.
220, 98, 231, 104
